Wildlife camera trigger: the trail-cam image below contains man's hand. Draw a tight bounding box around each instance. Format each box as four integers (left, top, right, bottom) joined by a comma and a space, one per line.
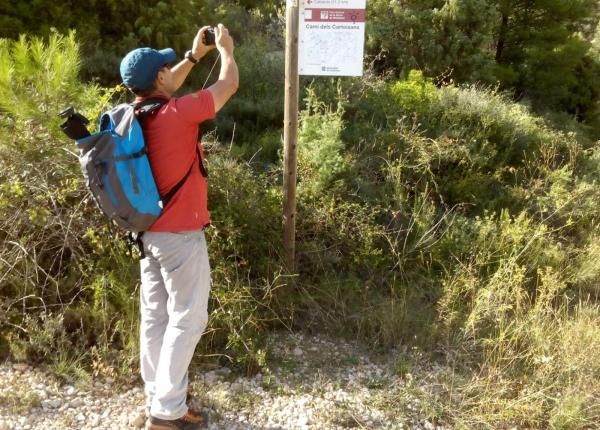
214, 24, 234, 54
191, 26, 216, 60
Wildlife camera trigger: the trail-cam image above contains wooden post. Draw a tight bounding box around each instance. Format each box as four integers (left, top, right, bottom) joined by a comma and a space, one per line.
283, 0, 300, 272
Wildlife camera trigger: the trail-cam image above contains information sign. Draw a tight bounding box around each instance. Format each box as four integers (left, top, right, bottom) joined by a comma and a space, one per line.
298, 0, 366, 76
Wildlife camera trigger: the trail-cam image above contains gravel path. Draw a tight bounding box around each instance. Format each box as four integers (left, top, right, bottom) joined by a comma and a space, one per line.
0, 332, 453, 430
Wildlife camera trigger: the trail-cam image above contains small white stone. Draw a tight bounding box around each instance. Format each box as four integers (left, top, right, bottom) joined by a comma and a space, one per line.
293, 347, 303, 356
230, 382, 241, 392
203, 372, 218, 385
13, 363, 28, 372
48, 399, 62, 409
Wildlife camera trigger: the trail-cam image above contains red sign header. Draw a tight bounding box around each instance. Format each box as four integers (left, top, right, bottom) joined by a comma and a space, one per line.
304, 8, 366, 23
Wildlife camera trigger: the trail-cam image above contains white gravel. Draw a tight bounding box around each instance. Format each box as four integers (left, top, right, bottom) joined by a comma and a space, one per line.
0, 332, 453, 430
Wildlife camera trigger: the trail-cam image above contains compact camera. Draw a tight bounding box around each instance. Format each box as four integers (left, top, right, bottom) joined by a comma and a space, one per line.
203, 27, 216, 46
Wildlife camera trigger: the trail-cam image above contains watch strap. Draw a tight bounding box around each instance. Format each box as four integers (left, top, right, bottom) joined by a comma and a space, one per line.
185, 50, 198, 64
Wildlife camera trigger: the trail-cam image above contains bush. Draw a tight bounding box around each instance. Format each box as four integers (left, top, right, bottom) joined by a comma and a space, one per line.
290, 72, 600, 426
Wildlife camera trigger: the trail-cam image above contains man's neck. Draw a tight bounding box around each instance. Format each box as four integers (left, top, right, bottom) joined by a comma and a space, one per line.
136, 89, 171, 101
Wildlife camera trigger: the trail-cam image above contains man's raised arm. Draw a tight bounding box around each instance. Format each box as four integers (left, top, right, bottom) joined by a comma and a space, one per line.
208, 24, 239, 113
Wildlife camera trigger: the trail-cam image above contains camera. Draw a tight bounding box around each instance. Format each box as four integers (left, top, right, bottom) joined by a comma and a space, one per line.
58, 107, 91, 141
203, 27, 216, 46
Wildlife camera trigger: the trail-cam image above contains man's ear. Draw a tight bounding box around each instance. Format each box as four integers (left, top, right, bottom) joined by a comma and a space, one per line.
155, 71, 165, 87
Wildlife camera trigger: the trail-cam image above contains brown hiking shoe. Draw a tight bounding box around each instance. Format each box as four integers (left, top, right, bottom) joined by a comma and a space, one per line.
133, 388, 195, 428
145, 409, 208, 430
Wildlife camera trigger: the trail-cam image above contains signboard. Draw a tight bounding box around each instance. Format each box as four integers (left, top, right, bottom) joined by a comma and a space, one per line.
298, 0, 366, 76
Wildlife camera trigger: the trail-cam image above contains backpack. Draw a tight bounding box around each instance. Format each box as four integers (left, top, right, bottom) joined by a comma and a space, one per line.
75, 98, 199, 233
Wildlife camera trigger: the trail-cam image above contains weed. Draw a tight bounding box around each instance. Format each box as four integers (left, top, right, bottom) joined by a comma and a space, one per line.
0, 391, 40, 415
363, 376, 388, 390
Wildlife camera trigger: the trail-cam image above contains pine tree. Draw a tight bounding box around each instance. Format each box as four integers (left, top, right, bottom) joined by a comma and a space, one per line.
368, 0, 498, 82
0, 31, 91, 133
367, 0, 600, 123
491, 0, 599, 115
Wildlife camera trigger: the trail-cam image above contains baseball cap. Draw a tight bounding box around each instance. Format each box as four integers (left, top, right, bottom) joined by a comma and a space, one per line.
120, 47, 177, 91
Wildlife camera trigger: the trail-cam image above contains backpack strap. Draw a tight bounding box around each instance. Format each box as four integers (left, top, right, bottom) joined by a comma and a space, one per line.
160, 146, 203, 208
197, 129, 209, 178
128, 231, 146, 259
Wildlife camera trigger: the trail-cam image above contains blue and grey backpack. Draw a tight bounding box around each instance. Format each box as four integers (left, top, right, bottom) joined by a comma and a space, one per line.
72, 98, 199, 234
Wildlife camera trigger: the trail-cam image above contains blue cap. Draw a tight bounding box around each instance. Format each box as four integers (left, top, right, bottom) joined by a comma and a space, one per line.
120, 47, 176, 91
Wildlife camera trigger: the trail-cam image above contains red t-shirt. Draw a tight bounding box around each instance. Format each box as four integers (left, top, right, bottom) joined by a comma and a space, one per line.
137, 90, 216, 232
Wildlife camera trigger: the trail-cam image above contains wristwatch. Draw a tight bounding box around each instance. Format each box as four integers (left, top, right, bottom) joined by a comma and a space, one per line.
185, 50, 198, 64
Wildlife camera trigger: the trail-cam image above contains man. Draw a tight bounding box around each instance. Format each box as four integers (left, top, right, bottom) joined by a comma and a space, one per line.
119, 24, 238, 430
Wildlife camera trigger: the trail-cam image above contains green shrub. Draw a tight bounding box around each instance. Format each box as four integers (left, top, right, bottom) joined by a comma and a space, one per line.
297, 87, 352, 194
289, 73, 600, 426
388, 70, 437, 116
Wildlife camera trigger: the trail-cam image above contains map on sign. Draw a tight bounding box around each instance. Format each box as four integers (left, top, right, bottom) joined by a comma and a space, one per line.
298, 0, 366, 76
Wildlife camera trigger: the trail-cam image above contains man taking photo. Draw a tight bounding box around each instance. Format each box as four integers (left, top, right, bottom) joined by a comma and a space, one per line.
119, 24, 238, 430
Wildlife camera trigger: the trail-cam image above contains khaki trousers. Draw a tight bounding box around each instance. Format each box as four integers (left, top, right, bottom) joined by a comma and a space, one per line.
139, 229, 211, 420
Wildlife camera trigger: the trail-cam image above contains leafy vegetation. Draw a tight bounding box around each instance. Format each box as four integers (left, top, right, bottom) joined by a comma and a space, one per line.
1, 1, 600, 427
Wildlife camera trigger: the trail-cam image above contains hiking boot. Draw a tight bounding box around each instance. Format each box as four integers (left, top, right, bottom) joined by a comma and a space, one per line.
132, 388, 195, 428
145, 408, 208, 430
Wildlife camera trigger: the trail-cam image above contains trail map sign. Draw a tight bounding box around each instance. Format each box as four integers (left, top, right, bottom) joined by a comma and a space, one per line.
299, 0, 366, 76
